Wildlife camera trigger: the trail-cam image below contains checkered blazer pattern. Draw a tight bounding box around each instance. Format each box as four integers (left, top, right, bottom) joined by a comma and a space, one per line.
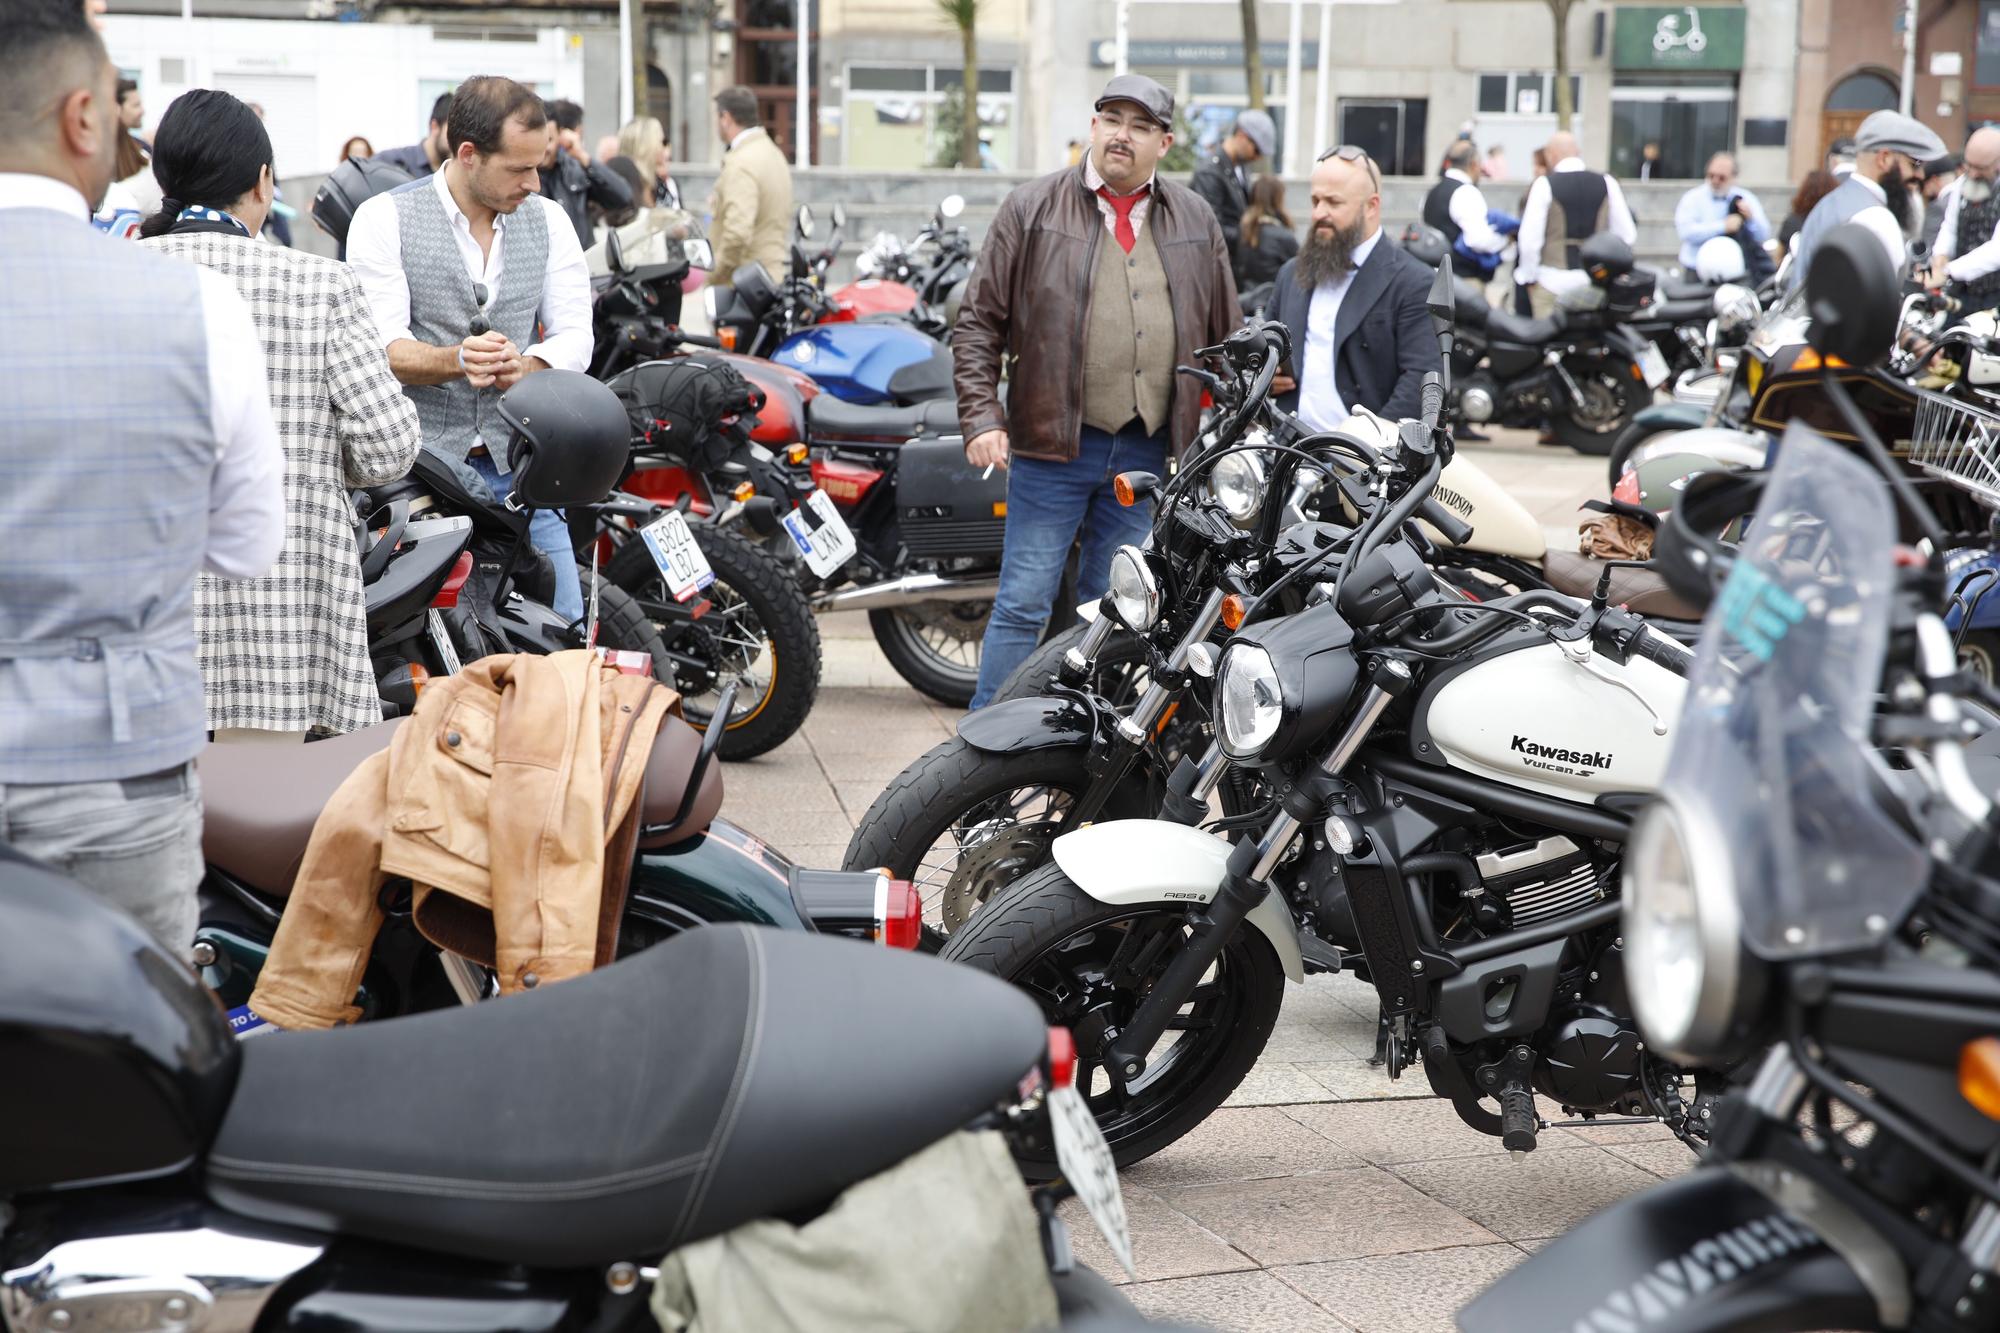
141, 232, 421, 735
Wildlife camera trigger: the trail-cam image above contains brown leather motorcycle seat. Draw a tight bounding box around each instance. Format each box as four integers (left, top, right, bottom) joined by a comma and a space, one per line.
1542, 550, 1706, 625
200, 713, 724, 898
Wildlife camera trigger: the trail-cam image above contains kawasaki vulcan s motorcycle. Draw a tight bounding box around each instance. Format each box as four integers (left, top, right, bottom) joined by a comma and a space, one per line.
1460, 223, 2000, 1333
940, 273, 1728, 1171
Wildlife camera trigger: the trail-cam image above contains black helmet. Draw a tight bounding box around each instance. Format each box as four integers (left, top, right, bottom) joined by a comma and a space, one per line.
498, 371, 632, 511
311, 157, 415, 247
1397, 223, 1448, 268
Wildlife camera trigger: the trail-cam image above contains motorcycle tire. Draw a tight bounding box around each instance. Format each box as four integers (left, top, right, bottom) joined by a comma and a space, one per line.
585, 573, 676, 684
868, 603, 989, 707
987, 621, 1158, 707
942, 861, 1285, 1175
1550, 361, 1647, 457
605, 524, 820, 761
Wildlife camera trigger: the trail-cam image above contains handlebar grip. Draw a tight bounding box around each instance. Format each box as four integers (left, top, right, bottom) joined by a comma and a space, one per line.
1418, 497, 1474, 546
1419, 372, 1444, 432
1632, 626, 1695, 675
670, 328, 725, 349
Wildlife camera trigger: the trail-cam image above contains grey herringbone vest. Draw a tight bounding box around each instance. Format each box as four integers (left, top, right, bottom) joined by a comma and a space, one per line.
1955, 186, 2000, 308
1786, 176, 1889, 294
392, 179, 548, 461
0, 208, 213, 781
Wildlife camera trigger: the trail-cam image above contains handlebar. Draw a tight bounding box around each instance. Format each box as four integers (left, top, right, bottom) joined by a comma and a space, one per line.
668, 327, 725, 351
1419, 372, 1444, 436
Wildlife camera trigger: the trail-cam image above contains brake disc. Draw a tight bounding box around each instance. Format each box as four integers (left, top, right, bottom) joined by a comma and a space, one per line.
940, 823, 1056, 931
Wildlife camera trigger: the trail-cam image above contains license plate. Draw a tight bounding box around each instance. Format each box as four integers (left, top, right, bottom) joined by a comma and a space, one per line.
780, 489, 859, 579
1638, 344, 1670, 389
640, 510, 715, 603
1048, 1083, 1136, 1280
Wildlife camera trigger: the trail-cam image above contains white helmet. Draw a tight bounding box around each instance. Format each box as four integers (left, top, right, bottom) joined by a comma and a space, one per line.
1694, 236, 1747, 284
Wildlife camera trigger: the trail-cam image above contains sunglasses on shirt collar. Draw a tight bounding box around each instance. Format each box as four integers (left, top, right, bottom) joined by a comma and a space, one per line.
1315, 144, 1381, 191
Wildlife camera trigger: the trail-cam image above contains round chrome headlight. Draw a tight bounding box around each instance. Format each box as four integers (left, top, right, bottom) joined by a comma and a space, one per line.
1712, 283, 1761, 337
1216, 644, 1283, 760
1206, 438, 1269, 528
1624, 798, 1740, 1063
1106, 545, 1161, 631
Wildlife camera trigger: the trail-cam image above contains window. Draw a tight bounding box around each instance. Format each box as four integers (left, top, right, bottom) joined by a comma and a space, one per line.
1983, 1, 2000, 87
1338, 98, 1428, 178
1825, 70, 1899, 110
842, 64, 1016, 169
1610, 75, 1738, 178
1476, 72, 1582, 117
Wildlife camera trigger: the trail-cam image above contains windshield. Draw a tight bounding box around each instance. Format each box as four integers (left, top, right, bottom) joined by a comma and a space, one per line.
1663, 424, 1927, 958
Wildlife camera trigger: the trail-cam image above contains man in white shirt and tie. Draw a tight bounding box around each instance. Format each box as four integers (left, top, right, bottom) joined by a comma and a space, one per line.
1269, 146, 1441, 432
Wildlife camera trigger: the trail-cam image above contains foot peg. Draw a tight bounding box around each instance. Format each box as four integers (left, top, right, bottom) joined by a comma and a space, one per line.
1498, 1081, 1539, 1157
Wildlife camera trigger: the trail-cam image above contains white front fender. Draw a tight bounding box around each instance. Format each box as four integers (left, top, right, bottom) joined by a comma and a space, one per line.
1051, 820, 1306, 983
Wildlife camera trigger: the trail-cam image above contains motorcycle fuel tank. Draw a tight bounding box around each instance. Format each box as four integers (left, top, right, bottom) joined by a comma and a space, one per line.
773, 323, 951, 405
826, 278, 920, 320
1421, 642, 1686, 802
1424, 453, 1547, 560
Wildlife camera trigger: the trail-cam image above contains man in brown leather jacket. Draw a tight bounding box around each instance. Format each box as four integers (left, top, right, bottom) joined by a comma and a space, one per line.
955, 74, 1239, 707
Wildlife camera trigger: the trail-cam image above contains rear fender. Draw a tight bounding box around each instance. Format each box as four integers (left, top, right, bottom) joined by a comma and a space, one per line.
1632, 401, 1711, 433
1051, 820, 1306, 983
957, 693, 1103, 755
1458, 1166, 1891, 1333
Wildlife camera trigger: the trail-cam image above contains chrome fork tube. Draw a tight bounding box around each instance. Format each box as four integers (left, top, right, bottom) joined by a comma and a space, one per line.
1118, 589, 1227, 745
1064, 611, 1117, 675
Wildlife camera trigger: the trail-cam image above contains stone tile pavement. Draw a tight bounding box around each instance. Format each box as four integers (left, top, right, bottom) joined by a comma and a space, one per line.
722, 434, 1706, 1331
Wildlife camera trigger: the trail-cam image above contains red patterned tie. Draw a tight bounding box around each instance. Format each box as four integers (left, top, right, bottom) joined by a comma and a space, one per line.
1097, 185, 1146, 254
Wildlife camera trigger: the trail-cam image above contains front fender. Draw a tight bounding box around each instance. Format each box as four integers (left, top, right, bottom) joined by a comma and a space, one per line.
957, 693, 1101, 755
1458, 1166, 1888, 1333
1051, 820, 1305, 983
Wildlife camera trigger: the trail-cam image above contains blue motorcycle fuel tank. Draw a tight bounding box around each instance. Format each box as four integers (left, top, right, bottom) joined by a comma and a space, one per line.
1946, 548, 2000, 632
772, 323, 953, 405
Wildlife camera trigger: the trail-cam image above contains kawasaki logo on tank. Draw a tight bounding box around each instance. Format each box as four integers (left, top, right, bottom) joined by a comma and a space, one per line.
1511, 735, 1612, 774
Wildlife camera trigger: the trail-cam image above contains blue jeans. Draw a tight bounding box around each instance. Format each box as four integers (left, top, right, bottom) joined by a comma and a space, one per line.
465, 452, 585, 625
971, 423, 1167, 708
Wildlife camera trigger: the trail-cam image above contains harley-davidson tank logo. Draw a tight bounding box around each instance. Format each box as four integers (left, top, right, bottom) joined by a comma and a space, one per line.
1511, 734, 1612, 775
1568, 1212, 1823, 1332
1431, 484, 1476, 518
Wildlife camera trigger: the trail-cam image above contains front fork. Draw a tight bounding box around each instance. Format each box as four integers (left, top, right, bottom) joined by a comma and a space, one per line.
1104, 660, 1412, 1084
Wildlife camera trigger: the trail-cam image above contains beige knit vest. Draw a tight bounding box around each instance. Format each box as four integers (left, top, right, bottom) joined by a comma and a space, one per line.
1081, 225, 1176, 436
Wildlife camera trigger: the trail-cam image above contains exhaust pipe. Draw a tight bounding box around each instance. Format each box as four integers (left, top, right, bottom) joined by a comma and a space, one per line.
813, 572, 999, 613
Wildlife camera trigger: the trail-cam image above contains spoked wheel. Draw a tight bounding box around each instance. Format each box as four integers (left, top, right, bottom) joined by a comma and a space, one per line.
1552, 362, 1646, 457
942, 862, 1285, 1174
605, 525, 820, 760
869, 600, 990, 707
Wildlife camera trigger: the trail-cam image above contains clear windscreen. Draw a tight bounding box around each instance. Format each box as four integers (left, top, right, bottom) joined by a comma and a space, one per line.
1662, 424, 1927, 958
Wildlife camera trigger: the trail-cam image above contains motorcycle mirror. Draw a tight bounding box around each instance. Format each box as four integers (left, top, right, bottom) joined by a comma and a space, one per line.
940, 193, 966, 219
830, 201, 847, 231
1425, 263, 1455, 344
796, 204, 815, 240
605, 229, 632, 277
1804, 222, 1901, 367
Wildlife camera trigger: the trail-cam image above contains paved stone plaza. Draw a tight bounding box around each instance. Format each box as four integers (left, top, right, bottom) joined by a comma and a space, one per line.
723, 432, 1698, 1331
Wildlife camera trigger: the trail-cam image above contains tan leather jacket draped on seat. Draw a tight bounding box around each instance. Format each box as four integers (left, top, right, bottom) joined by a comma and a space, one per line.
249, 651, 674, 1029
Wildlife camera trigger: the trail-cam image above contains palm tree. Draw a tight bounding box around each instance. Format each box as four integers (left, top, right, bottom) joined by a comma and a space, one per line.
1545, 0, 1576, 130
936, 0, 981, 169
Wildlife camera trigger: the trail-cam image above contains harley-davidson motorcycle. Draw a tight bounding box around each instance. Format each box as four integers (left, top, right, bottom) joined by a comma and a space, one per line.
927, 273, 1730, 1171
1462, 225, 2000, 1333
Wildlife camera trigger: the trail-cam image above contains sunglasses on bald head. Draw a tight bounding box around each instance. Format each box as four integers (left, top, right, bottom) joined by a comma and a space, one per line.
1316, 144, 1381, 191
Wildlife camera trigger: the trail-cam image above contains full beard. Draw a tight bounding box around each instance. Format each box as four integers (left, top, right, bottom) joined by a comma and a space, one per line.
1881, 168, 1913, 230
1964, 177, 1996, 206
1296, 216, 1366, 289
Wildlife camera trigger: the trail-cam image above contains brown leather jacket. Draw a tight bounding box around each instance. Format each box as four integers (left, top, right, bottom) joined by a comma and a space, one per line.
249, 651, 673, 1029
952, 166, 1241, 462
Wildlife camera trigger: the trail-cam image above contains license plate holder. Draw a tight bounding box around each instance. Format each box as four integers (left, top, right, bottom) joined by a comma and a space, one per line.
1638, 343, 1670, 389
780, 489, 859, 579
639, 510, 716, 603
1048, 1083, 1135, 1280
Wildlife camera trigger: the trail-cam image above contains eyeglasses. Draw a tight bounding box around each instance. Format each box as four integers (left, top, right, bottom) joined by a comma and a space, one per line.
1316, 144, 1381, 191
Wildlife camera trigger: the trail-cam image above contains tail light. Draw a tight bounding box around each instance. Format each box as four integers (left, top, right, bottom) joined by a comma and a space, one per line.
431, 552, 473, 609
1047, 1027, 1078, 1089
811, 457, 884, 505
874, 875, 922, 949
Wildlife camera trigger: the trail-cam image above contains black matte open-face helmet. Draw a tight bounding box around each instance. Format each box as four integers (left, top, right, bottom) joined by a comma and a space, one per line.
311, 156, 415, 246
498, 371, 632, 511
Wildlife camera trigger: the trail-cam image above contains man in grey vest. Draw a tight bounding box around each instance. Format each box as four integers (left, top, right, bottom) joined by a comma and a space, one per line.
1929, 127, 2000, 315
1788, 110, 1944, 295
0, 0, 285, 950
1514, 131, 1636, 318
347, 75, 594, 623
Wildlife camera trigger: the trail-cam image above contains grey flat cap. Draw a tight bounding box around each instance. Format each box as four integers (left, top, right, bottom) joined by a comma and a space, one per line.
1235, 109, 1277, 158
1095, 74, 1174, 130
1854, 109, 1947, 162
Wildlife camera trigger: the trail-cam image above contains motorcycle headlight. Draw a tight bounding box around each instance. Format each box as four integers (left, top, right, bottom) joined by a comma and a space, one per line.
1624, 799, 1741, 1063
1106, 545, 1161, 631
1712, 284, 1760, 337
1216, 644, 1284, 760
1206, 437, 1270, 528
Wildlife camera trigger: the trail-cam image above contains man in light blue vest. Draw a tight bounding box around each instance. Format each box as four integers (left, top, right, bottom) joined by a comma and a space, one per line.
347, 76, 594, 624
1787, 110, 1944, 295
0, 1, 285, 951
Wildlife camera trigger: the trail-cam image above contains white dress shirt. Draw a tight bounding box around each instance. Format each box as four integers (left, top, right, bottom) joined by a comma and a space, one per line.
1443, 169, 1506, 256
1515, 157, 1638, 295
1840, 174, 1911, 280
0, 174, 284, 580
1082, 153, 1157, 242
1933, 178, 2000, 284
345, 165, 593, 376
1297, 227, 1383, 432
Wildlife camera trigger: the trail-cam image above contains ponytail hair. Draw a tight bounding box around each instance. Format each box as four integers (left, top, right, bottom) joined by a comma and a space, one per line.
138, 89, 272, 239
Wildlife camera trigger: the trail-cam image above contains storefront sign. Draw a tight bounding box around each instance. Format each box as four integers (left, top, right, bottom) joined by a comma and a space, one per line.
1612, 6, 1746, 72
1089, 40, 1320, 68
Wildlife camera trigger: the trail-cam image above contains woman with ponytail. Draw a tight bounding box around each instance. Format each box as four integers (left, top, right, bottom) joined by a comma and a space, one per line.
140, 89, 421, 741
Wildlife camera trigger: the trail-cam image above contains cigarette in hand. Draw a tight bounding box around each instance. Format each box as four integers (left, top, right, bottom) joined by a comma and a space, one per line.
981, 463, 996, 480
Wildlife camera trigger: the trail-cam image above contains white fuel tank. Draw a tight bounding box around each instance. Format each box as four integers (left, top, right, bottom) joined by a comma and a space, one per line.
1421, 454, 1548, 561
1422, 643, 1686, 802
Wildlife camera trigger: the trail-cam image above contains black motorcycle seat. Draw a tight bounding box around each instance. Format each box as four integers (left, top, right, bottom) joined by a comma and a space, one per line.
199, 713, 723, 896
204, 924, 1046, 1267
808, 394, 960, 442
1656, 275, 1716, 302
1543, 551, 1704, 623
1481, 306, 1564, 345
1641, 296, 1713, 325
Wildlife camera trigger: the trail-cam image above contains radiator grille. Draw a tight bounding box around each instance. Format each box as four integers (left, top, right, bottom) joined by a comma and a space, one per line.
1476, 837, 1609, 930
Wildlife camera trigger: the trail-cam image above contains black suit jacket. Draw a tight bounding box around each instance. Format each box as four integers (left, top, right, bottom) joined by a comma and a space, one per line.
1271, 236, 1440, 424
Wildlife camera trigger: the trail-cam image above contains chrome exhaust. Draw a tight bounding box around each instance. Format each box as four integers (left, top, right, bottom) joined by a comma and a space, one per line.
812, 573, 1000, 613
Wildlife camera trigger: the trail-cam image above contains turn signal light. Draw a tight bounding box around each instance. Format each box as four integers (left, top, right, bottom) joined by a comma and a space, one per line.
732, 481, 757, 503
718, 327, 739, 351
875, 876, 923, 950
785, 442, 809, 464
1792, 348, 1848, 372
1220, 594, 1248, 630
1047, 1027, 1078, 1089
1961, 1037, 2000, 1120
407, 663, 430, 697
1114, 473, 1139, 507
